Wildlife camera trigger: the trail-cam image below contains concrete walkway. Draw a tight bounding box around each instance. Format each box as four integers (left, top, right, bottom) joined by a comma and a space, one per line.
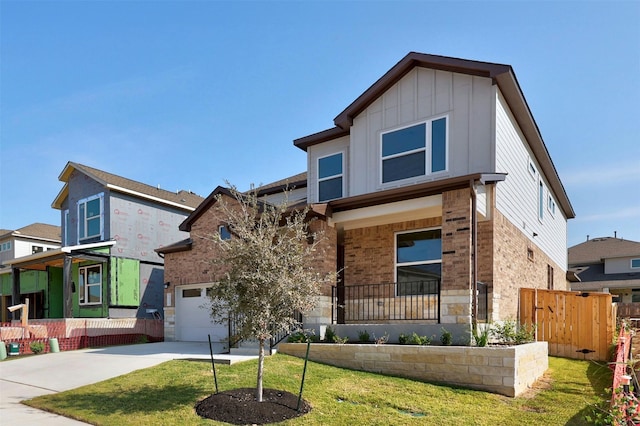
0, 342, 256, 424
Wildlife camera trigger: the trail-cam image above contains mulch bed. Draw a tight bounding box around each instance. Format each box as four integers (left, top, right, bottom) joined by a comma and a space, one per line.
195, 388, 311, 425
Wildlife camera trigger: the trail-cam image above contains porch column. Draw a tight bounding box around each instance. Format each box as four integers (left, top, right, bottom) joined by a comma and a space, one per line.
11, 267, 20, 321
441, 188, 473, 327
63, 255, 73, 318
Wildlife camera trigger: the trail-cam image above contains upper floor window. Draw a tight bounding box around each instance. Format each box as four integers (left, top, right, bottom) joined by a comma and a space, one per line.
395, 228, 442, 296
32, 246, 43, 254
381, 117, 447, 184
538, 181, 544, 221
632, 259, 640, 269
318, 152, 343, 202
0, 242, 11, 252
63, 209, 71, 246
78, 194, 104, 241
547, 194, 556, 216
79, 264, 102, 305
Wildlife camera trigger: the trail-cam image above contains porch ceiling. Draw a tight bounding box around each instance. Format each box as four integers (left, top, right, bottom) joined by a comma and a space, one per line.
329, 195, 442, 231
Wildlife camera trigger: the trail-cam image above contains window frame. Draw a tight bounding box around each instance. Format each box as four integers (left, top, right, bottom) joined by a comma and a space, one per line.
78, 264, 103, 305
317, 152, 344, 202
394, 227, 442, 297
219, 225, 231, 241
538, 180, 545, 222
380, 116, 448, 186
547, 193, 556, 216
78, 193, 104, 242
631, 259, 640, 269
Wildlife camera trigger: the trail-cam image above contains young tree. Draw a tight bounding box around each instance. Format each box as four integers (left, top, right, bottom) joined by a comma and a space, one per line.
204, 184, 334, 402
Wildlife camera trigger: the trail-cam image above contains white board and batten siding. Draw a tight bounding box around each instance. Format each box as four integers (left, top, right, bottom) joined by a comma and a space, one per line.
494, 90, 568, 269
308, 67, 497, 203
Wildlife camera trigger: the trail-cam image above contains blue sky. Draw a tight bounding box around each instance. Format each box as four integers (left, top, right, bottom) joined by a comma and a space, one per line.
1, 1, 638, 248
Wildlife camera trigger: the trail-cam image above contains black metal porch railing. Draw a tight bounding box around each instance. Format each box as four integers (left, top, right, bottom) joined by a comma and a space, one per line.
228, 310, 302, 353
331, 281, 440, 324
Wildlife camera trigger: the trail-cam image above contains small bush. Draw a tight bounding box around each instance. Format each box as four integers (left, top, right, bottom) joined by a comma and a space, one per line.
287, 331, 307, 343
398, 332, 431, 346
30, 341, 45, 354
491, 320, 536, 345
332, 334, 348, 344
440, 328, 453, 346
472, 326, 490, 347
357, 330, 370, 342
374, 332, 389, 345
324, 326, 337, 343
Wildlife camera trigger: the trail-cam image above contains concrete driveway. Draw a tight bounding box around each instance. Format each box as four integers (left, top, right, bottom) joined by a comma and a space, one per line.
0, 342, 256, 425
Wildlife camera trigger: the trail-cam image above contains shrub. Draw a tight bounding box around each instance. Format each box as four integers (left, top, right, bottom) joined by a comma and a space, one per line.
332, 334, 348, 344
472, 325, 490, 347
357, 330, 370, 342
440, 328, 452, 346
30, 341, 45, 354
287, 331, 307, 343
398, 332, 431, 346
374, 332, 389, 345
324, 326, 337, 343
491, 320, 536, 345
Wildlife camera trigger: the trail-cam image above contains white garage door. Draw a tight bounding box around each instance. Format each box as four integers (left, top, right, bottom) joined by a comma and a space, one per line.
175, 285, 228, 348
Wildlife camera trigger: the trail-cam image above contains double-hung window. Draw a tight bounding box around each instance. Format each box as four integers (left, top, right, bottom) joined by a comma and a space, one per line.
78, 194, 103, 241
381, 117, 447, 184
219, 225, 231, 241
318, 152, 343, 202
396, 229, 442, 296
79, 264, 102, 305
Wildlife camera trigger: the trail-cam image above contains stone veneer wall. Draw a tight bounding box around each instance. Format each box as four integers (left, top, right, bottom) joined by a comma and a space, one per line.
279, 341, 548, 397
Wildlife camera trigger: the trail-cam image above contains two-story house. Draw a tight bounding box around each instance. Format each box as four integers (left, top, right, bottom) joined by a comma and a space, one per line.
160, 52, 574, 345
0, 223, 61, 321
2, 162, 203, 320
568, 236, 640, 304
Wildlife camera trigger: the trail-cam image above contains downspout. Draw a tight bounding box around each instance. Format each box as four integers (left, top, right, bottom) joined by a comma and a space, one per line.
470, 179, 478, 334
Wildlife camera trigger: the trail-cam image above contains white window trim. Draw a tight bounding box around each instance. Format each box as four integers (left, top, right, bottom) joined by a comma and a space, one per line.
547, 193, 556, 216
79, 264, 102, 305
528, 158, 537, 179
394, 227, 442, 296
538, 180, 545, 222
317, 151, 345, 202
631, 259, 640, 269
78, 193, 104, 241
379, 115, 449, 187
63, 209, 70, 246
219, 225, 231, 241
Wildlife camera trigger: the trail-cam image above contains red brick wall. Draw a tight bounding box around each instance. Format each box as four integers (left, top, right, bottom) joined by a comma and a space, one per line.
343, 217, 441, 286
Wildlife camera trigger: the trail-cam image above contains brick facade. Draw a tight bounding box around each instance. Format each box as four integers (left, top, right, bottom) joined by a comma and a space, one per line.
487, 210, 568, 321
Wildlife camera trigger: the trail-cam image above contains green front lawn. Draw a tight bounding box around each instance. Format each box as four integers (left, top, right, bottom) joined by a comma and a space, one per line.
25, 354, 611, 425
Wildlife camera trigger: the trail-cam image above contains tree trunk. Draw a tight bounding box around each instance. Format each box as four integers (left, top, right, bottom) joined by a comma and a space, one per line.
256, 337, 265, 402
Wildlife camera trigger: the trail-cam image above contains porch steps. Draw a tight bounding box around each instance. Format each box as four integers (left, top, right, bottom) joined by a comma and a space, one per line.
230, 339, 278, 356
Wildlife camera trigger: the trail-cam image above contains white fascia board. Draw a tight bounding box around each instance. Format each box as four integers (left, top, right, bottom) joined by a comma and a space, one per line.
62, 240, 117, 253
107, 184, 196, 212
330, 195, 443, 230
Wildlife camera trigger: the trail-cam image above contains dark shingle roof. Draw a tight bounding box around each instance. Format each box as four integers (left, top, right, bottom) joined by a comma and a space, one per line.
53, 162, 204, 210
568, 237, 640, 265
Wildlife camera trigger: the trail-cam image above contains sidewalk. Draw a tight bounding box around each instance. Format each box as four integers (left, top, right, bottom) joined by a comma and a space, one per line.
0, 342, 256, 424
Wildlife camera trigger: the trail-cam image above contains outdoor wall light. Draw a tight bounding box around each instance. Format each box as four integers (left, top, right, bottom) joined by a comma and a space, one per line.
164, 282, 170, 289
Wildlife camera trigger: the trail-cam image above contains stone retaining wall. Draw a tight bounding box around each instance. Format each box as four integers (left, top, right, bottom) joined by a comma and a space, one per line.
279, 341, 548, 397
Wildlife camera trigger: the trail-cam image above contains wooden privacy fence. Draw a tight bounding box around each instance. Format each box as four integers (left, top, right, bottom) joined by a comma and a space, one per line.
519, 288, 615, 361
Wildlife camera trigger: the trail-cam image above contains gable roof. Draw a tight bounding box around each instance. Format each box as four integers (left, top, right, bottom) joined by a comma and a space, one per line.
293, 51, 575, 220
568, 237, 640, 265
0, 223, 61, 243
179, 172, 309, 233
51, 162, 204, 212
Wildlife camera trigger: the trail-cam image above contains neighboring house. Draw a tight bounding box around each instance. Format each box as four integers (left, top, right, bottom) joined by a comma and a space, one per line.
2, 162, 203, 321
0, 223, 61, 321
568, 236, 640, 302
160, 52, 575, 344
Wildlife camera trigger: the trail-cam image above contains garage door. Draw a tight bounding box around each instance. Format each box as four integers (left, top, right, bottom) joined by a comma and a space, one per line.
175, 285, 228, 347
